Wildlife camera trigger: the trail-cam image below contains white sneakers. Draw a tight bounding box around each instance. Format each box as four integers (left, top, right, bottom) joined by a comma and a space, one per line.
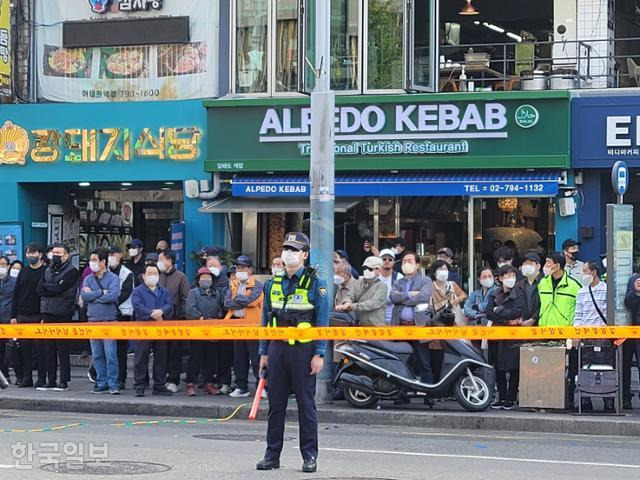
165, 382, 180, 393
261, 389, 268, 400
229, 388, 250, 398
219, 384, 233, 395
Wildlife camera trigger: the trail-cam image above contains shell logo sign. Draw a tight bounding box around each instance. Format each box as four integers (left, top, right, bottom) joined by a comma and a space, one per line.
0, 121, 29, 165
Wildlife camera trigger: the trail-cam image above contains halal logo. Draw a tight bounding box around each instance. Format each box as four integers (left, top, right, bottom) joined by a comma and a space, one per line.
515, 105, 540, 129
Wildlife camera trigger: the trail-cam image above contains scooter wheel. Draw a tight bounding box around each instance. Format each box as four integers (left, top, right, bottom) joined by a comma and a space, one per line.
453, 371, 493, 412
344, 385, 378, 409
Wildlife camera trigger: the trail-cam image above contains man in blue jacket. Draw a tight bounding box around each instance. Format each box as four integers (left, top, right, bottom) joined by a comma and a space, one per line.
131, 263, 173, 397
81, 249, 121, 395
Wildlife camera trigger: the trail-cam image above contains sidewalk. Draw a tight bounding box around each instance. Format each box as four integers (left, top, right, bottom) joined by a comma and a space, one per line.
2, 366, 640, 437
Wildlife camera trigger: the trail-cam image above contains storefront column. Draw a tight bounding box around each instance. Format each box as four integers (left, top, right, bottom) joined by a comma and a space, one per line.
373, 197, 380, 245
578, 171, 606, 261
468, 197, 475, 291
394, 197, 400, 236
184, 192, 216, 279
554, 197, 579, 253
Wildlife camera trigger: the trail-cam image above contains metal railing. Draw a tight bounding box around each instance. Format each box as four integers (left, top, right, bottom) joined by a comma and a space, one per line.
438, 37, 640, 92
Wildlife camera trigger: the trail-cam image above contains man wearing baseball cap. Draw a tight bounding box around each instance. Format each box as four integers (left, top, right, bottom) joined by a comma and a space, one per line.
378, 249, 403, 325
125, 239, 146, 286
336, 256, 387, 326
257, 232, 328, 473
562, 239, 584, 282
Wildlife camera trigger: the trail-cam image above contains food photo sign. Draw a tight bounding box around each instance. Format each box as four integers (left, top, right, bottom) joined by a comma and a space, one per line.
35, 0, 218, 102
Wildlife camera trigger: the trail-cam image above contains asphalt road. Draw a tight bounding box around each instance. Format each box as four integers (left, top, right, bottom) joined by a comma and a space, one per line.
0, 410, 639, 479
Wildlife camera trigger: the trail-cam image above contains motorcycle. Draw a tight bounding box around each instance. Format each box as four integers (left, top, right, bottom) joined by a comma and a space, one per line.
333, 306, 496, 412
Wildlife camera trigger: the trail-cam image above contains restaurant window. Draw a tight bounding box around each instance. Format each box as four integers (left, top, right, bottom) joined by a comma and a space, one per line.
236, 0, 438, 95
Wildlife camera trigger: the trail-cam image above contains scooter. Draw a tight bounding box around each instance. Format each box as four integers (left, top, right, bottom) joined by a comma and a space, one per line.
333, 307, 496, 412
0, 370, 8, 390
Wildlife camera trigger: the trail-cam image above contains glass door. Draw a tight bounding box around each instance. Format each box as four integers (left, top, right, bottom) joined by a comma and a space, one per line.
406, 0, 438, 92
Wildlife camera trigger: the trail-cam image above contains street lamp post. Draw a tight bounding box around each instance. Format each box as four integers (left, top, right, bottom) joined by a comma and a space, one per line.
309, 0, 335, 403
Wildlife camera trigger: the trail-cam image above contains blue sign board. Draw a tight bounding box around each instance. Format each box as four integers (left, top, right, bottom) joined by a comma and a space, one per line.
232, 174, 559, 198
573, 95, 640, 168
612, 160, 629, 196
170, 221, 186, 272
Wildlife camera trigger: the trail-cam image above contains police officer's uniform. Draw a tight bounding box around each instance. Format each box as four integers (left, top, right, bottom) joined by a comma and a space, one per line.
257, 232, 329, 473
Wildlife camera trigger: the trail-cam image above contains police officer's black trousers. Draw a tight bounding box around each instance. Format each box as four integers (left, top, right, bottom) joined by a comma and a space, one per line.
265, 341, 318, 461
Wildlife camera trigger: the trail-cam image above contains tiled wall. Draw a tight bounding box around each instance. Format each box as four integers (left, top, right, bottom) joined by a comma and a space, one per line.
576, 0, 614, 88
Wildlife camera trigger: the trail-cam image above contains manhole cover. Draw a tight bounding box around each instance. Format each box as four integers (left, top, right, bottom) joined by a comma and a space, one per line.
194, 433, 293, 442
41, 461, 171, 475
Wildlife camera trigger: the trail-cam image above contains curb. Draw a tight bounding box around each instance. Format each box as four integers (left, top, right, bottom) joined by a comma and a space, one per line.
2, 396, 640, 437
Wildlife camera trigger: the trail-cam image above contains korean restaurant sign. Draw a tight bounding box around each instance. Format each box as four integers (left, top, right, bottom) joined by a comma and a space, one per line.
88, 0, 163, 14
204, 92, 570, 172
36, 0, 218, 102
0, 100, 206, 182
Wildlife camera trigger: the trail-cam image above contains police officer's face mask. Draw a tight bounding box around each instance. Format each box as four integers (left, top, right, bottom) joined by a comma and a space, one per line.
281, 249, 302, 266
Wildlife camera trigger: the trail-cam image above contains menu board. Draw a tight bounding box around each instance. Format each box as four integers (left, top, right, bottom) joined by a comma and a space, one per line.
0, 223, 23, 262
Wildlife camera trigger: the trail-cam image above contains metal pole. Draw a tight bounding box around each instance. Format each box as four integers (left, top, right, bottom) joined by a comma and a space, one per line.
310, 0, 335, 403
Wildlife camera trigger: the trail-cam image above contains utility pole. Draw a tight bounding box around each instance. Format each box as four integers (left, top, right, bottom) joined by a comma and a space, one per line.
309, 0, 335, 403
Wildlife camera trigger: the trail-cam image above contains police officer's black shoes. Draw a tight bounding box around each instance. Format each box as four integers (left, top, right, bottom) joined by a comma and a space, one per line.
256, 458, 280, 470
302, 457, 317, 473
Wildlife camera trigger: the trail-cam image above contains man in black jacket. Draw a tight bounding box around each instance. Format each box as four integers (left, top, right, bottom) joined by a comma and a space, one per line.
10, 243, 47, 388
36, 243, 79, 391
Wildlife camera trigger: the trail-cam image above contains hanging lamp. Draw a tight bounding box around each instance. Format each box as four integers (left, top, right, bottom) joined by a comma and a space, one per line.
459, 0, 479, 15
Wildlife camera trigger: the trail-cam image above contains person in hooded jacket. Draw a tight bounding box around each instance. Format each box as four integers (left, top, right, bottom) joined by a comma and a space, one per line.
185, 267, 226, 397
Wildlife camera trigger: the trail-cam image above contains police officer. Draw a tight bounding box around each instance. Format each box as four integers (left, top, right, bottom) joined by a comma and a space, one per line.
256, 232, 328, 474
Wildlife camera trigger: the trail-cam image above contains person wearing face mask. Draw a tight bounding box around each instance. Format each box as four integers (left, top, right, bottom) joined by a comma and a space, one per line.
0, 256, 18, 384
390, 237, 408, 274
333, 260, 354, 314
11, 244, 47, 388
124, 239, 146, 286
492, 246, 525, 283
390, 252, 434, 390
562, 239, 584, 282
205, 255, 230, 294
155, 239, 169, 254
378, 249, 403, 326
81, 249, 121, 395
337, 256, 387, 326
158, 249, 191, 394
271, 257, 284, 277
36, 243, 79, 392
9, 260, 22, 279
487, 265, 524, 410
107, 246, 134, 390
538, 252, 581, 327
516, 252, 542, 328
185, 267, 226, 397
436, 247, 463, 286
428, 260, 468, 382
131, 263, 173, 397
464, 266, 497, 327
256, 232, 328, 474
570, 261, 611, 412
224, 255, 264, 398
334, 249, 360, 279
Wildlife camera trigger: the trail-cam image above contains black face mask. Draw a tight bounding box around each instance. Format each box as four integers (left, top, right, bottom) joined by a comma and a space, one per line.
52, 255, 63, 267
26, 255, 40, 265
568, 251, 580, 261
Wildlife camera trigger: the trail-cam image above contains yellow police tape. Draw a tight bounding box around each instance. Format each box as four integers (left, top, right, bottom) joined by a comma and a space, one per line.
1, 321, 640, 340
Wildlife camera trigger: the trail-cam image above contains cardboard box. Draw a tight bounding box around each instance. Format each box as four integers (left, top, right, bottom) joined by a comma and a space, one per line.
519, 345, 567, 409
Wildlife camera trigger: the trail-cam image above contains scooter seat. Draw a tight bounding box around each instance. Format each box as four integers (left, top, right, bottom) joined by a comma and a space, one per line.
368, 340, 413, 355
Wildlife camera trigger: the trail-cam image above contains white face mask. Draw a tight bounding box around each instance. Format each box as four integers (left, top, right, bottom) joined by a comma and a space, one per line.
271, 268, 284, 276
480, 278, 494, 289
521, 264, 537, 278
0, 267, 7, 278
157, 260, 168, 273
145, 275, 159, 287
602, 258, 607, 269
435, 269, 449, 282
89, 261, 101, 273
281, 250, 301, 266
363, 269, 376, 280
236, 271, 249, 282
497, 262, 507, 268
402, 263, 416, 276
47, 252, 53, 261
391, 247, 399, 255
543, 266, 554, 277
334, 275, 345, 286
128, 248, 139, 258
108, 256, 118, 268
582, 274, 594, 286
209, 266, 221, 277
9, 269, 20, 278
502, 277, 517, 289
